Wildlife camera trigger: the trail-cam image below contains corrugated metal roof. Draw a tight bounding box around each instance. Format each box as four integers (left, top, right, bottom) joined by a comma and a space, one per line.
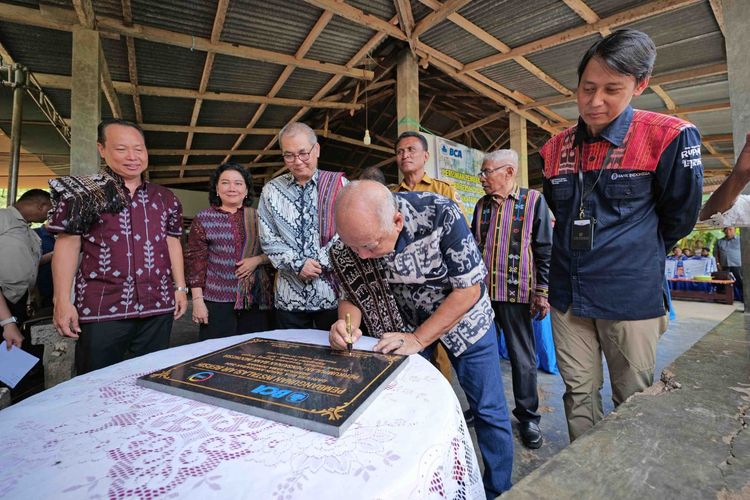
652, 31, 725, 75
134, 38, 206, 89
101, 37, 130, 82
667, 80, 729, 108
191, 133, 243, 150
625, 2, 719, 46
275, 68, 331, 100
140, 94, 194, 125
686, 108, 732, 136
222, 0, 320, 56
459, 0, 583, 49
634, 91, 673, 111
478, 60, 563, 101
346, 0, 395, 21
254, 104, 304, 128
664, 74, 727, 92
239, 134, 275, 150
207, 54, 282, 95
143, 130, 188, 149
420, 20, 498, 64
584, 0, 647, 18
0, 21, 71, 75
306, 15, 376, 66
131, 0, 215, 38
525, 35, 601, 90
196, 101, 260, 127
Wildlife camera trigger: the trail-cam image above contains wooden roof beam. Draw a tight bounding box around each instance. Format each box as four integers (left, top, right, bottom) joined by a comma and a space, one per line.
463, 0, 702, 72
415, 43, 563, 133
445, 110, 506, 139
263, 17, 397, 177
0, 3, 373, 80
222, 11, 334, 164
121, 0, 143, 123
518, 62, 729, 111
411, 0, 471, 39
652, 84, 731, 169
708, 0, 726, 37
394, 0, 415, 39
561, 0, 612, 36
34, 73, 364, 110
150, 149, 281, 156
180, 0, 230, 177
302, 0, 407, 41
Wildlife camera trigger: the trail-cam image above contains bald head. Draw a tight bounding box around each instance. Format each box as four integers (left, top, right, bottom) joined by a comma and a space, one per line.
334, 180, 402, 259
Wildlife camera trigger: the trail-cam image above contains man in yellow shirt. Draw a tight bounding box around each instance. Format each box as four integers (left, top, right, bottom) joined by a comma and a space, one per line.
392, 131, 466, 218
391, 131, 464, 379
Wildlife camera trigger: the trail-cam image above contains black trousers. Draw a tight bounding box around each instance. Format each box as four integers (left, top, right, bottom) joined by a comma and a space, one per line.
728, 266, 744, 302
4, 291, 29, 324
199, 301, 274, 341
76, 314, 173, 375
492, 301, 540, 424
276, 308, 338, 331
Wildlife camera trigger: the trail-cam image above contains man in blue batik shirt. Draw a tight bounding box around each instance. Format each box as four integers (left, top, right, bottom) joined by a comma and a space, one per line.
328, 180, 514, 498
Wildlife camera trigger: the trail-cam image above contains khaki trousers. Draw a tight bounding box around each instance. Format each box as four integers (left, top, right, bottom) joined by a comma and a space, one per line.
433, 343, 453, 381
551, 307, 668, 441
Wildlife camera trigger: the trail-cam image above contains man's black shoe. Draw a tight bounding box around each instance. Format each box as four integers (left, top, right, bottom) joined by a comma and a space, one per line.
519, 421, 543, 449
463, 409, 475, 426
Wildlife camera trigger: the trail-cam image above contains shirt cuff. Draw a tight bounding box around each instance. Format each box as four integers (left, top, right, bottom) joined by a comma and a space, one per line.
702, 195, 750, 228
534, 285, 549, 297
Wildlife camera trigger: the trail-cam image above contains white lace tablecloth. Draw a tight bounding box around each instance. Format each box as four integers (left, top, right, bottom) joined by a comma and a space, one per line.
0, 329, 483, 499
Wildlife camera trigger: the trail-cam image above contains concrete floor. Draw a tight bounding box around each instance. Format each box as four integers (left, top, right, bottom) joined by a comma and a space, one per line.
168, 300, 740, 485
452, 299, 740, 485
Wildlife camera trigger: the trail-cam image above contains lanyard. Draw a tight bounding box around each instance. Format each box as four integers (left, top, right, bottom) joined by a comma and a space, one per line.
577, 144, 607, 219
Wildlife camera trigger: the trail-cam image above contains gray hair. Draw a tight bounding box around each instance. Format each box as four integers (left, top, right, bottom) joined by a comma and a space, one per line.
335, 180, 398, 233
483, 148, 518, 166
279, 122, 317, 147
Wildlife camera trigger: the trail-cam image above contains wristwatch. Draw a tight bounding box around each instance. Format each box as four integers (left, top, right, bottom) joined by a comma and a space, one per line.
174, 286, 189, 293
0, 316, 18, 328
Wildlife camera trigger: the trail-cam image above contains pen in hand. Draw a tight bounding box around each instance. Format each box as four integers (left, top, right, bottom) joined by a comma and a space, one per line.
346, 313, 353, 354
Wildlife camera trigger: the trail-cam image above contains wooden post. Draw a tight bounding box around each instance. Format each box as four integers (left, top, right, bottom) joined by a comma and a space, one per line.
70, 27, 101, 175
396, 49, 419, 136
509, 112, 529, 188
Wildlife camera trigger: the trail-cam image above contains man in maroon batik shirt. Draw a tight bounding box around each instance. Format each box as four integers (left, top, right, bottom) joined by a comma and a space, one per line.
48, 119, 187, 374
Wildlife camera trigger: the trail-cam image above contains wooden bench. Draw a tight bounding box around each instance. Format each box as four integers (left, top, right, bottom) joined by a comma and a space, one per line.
668, 278, 735, 305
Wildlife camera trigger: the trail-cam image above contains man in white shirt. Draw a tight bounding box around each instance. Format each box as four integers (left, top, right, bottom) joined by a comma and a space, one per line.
700, 133, 750, 227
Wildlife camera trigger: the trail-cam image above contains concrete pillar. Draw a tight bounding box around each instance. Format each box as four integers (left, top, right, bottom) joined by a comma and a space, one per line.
396, 49, 419, 136
70, 27, 101, 175
30, 324, 77, 389
509, 112, 529, 188
722, 0, 750, 307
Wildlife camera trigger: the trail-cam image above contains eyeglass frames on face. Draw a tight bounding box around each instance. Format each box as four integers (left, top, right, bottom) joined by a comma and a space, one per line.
282, 144, 316, 163
478, 164, 512, 177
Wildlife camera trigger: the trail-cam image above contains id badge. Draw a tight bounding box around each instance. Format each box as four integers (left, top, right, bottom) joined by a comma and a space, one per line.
571, 218, 594, 250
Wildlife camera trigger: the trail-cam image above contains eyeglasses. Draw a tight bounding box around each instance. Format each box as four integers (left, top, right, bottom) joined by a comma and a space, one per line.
478, 164, 513, 177
282, 144, 316, 163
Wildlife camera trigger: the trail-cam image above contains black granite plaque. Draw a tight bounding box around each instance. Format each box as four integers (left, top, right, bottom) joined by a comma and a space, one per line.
136, 338, 409, 437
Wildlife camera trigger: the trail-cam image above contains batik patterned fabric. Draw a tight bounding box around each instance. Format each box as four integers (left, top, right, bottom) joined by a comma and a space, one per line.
472, 186, 551, 304
258, 169, 346, 312
47, 179, 183, 323
47, 166, 128, 234
384, 192, 494, 357
329, 240, 411, 338
185, 206, 273, 310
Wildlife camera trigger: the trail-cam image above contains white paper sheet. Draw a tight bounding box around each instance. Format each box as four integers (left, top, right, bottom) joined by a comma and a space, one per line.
0, 345, 39, 388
